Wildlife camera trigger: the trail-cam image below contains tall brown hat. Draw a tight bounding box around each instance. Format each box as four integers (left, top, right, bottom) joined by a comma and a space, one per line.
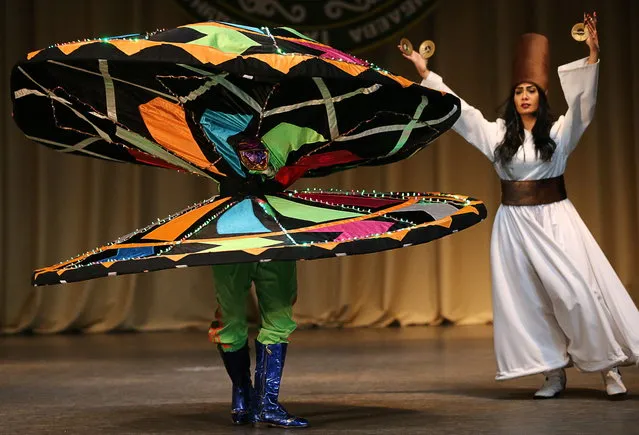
512, 33, 549, 91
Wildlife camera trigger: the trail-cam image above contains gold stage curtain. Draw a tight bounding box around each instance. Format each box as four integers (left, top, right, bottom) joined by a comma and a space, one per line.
1, 0, 637, 333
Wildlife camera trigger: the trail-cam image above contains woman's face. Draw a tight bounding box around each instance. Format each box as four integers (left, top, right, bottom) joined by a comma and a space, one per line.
513, 82, 539, 116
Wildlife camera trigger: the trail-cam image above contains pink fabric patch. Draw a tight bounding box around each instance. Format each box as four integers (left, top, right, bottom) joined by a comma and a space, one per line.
294, 39, 369, 66
309, 220, 394, 242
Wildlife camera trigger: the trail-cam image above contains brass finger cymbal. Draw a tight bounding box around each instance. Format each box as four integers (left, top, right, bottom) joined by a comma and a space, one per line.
399, 37, 413, 55
419, 40, 436, 58
571, 22, 589, 41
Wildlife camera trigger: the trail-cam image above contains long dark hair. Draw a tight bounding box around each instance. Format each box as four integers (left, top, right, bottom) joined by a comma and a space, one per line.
494, 83, 557, 166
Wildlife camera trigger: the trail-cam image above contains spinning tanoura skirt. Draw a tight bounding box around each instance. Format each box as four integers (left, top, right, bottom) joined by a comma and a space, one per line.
33, 190, 486, 285
10, 21, 487, 285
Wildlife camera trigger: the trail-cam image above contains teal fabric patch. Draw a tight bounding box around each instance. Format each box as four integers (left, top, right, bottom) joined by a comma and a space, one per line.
218, 199, 271, 234
200, 110, 252, 177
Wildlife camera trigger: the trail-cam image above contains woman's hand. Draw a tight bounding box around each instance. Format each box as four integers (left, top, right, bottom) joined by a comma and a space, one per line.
585, 12, 599, 63
398, 45, 430, 79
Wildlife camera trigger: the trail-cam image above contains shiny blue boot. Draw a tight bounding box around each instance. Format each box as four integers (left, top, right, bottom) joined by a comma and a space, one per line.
218, 342, 255, 425
254, 341, 309, 428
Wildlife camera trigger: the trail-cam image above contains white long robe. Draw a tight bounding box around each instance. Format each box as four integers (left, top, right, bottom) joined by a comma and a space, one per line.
422, 58, 639, 380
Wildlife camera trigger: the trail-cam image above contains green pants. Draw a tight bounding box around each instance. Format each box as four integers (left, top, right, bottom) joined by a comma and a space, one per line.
209, 261, 297, 352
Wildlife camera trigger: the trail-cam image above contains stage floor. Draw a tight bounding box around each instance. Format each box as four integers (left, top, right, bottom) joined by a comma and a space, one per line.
1, 326, 638, 434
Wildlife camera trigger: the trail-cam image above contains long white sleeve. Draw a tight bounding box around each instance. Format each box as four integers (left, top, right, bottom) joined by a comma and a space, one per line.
552, 58, 600, 155
421, 72, 501, 161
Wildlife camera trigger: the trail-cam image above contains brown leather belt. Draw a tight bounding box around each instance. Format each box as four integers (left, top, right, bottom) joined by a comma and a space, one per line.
500, 175, 567, 206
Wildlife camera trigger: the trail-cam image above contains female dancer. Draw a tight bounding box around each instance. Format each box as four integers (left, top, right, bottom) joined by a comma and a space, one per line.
402, 13, 639, 398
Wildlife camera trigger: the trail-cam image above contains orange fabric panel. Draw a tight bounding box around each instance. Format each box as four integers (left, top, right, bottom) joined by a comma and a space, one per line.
434, 216, 453, 228
139, 97, 222, 175
245, 53, 309, 74
322, 58, 413, 88
389, 73, 414, 88
322, 58, 366, 77
243, 247, 270, 256
143, 197, 230, 241
386, 231, 408, 242
462, 205, 481, 215
108, 39, 163, 56
56, 42, 89, 55
165, 254, 189, 262
27, 49, 43, 60
316, 242, 340, 251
